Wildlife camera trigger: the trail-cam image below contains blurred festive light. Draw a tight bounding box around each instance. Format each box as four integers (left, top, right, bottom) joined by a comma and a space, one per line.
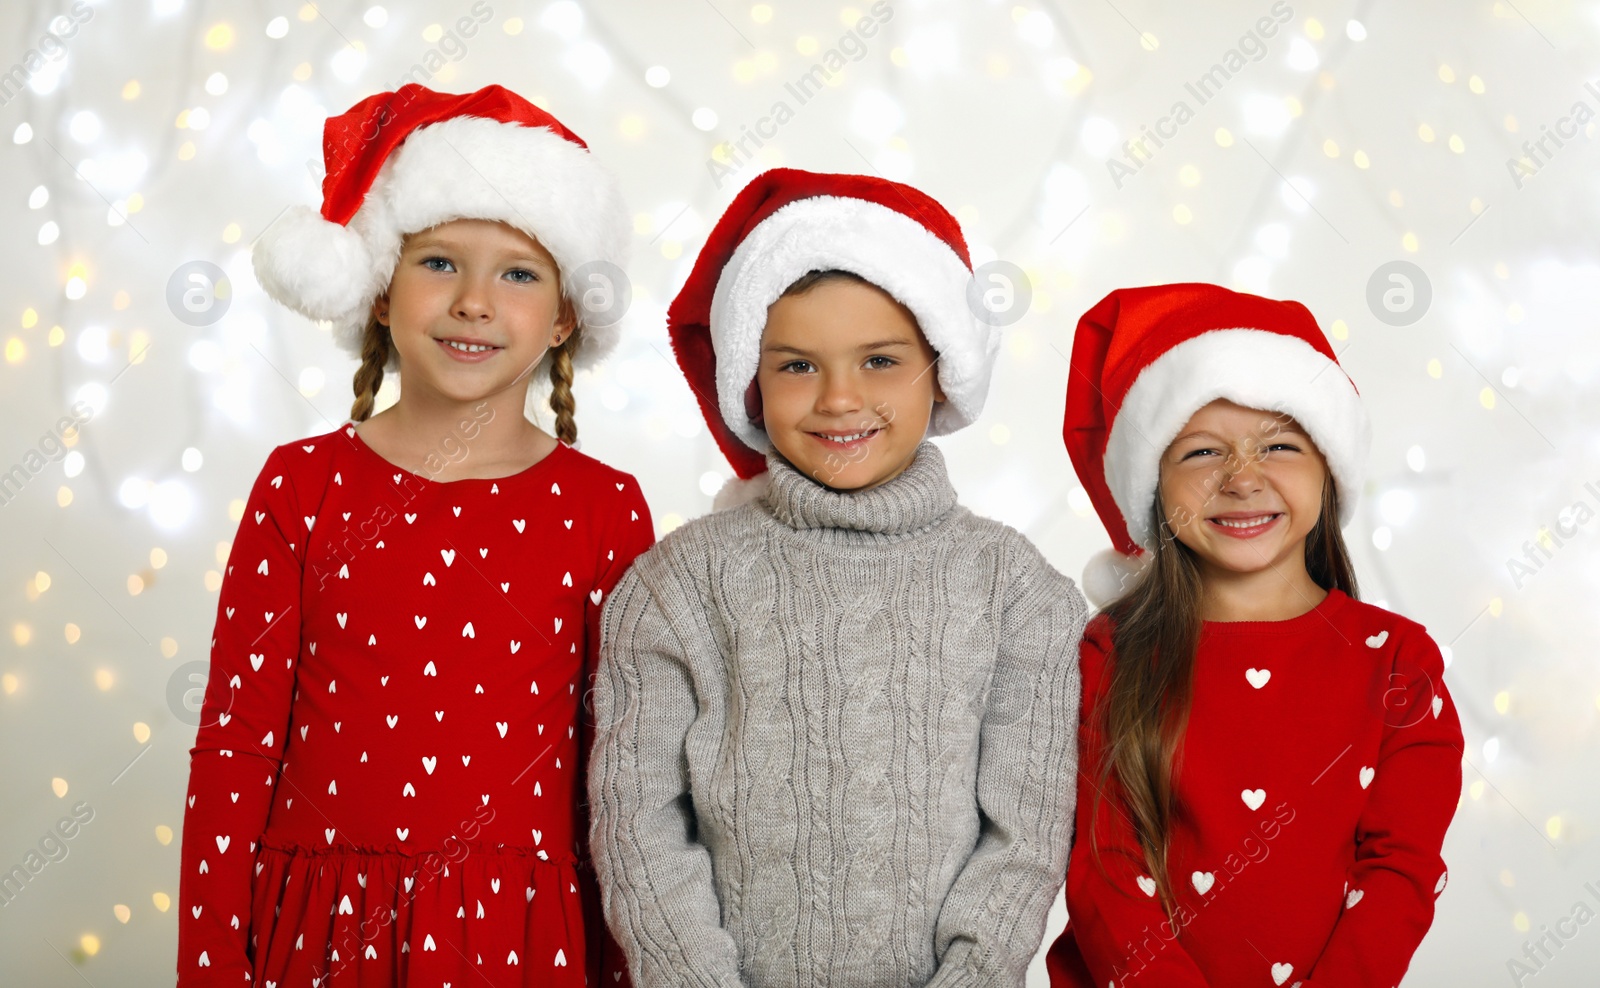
1406, 445, 1426, 472
541, 1, 584, 40
69, 110, 102, 143
266, 15, 289, 38
364, 6, 388, 28
1287, 38, 1318, 71
645, 65, 670, 87
563, 42, 612, 87
699, 471, 725, 497
152, 892, 171, 912
29, 185, 48, 208
1346, 19, 1367, 40
332, 45, 368, 82
1371, 526, 1393, 551
70, 385, 99, 417
1242, 94, 1290, 135
850, 89, 904, 136
297, 367, 325, 396
1379, 490, 1416, 526
76, 325, 110, 363
1254, 223, 1290, 258
205, 72, 228, 95
118, 478, 152, 510
149, 480, 195, 530
182, 447, 204, 472
1483, 736, 1501, 762
1079, 116, 1117, 156
691, 107, 719, 131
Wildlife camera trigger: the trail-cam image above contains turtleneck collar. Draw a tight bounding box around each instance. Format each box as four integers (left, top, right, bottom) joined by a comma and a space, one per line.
758, 440, 959, 540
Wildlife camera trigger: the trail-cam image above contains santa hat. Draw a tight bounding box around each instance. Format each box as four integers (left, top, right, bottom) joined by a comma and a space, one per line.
1063, 283, 1371, 607
667, 167, 1001, 508
252, 84, 629, 370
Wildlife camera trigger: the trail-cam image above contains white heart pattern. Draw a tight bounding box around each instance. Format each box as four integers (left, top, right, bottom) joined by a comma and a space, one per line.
1136, 875, 1156, 897
1272, 962, 1293, 985
1366, 630, 1389, 648
1241, 788, 1266, 811
1359, 766, 1376, 789
1245, 668, 1271, 689
1346, 888, 1363, 908
1191, 871, 1214, 895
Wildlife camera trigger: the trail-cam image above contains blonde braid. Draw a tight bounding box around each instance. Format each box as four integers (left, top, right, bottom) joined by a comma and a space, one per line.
548, 338, 577, 445
350, 315, 391, 423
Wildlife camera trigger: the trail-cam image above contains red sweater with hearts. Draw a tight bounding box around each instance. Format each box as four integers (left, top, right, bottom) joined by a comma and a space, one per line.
176, 426, 653, 988
1048, 589, 1462, 988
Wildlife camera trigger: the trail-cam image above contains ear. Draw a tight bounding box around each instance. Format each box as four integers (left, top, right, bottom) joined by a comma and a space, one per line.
551, 295, 577, 345
372, 294, 390, 328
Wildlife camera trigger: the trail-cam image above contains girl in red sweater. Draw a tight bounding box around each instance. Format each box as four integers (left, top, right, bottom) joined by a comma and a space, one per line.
176, 85, 651, 987
1051, 284, 1463, 987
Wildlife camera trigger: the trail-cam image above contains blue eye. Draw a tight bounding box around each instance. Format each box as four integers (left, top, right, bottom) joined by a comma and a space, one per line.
423, 256, 454, 273
506, 269, 538, 284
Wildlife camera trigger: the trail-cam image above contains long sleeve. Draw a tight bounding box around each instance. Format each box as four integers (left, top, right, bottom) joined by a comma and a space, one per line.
1051, 622, 1212, 988
925, 546, 1087, 988
579, 473, 655, 988
588, 562, 747, 988
177, 449, 304, 984
1303, 630, 1463, 986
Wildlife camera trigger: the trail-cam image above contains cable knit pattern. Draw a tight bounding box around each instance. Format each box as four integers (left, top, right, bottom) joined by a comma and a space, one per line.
589, 441, 1087, 988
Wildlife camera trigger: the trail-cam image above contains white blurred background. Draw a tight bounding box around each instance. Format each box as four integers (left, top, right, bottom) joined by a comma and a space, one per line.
1, 1, 1597, 984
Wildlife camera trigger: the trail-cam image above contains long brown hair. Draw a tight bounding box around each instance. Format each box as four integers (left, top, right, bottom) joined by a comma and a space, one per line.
1092, 475, 1358, 919
348, 302, 582, 445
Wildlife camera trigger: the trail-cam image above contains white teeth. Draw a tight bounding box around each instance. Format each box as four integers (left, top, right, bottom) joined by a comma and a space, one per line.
445, 340, 495, 353
1213, 515, 1277, 529
820, 430, 875, 443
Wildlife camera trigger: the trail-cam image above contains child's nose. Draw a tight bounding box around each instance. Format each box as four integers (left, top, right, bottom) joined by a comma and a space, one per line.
452, 280, 495, 322
1219, 449, 1265, 495
815, 371, 865, 414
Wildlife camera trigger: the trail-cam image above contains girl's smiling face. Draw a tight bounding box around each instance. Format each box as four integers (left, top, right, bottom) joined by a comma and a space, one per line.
1158, 398, 1329, 580
374, 218, 572, 405
755, 276, 944, 492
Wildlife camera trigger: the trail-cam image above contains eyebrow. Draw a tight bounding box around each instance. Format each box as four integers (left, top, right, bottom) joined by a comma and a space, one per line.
1171, 425, 1309, 445
405, 238, 552, 265
762, 339, 915, 356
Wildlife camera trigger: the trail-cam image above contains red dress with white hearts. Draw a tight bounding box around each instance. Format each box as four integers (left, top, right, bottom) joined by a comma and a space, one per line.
176, 426, 653, 988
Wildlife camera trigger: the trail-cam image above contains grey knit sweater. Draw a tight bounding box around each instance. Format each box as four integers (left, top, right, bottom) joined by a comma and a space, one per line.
589, 441, 1086, 988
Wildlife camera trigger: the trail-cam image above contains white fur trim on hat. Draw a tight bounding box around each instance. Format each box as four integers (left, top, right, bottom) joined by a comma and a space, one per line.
711, 472, 771, 512
252, 115, 629, 371
706, 195, 999, 453
1105, 328, 1371, 550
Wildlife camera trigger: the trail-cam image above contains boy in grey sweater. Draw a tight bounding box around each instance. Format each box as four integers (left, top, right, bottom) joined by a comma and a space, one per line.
589, 169, 1086, 988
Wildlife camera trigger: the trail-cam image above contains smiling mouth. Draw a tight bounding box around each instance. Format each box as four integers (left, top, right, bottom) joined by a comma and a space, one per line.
438, 339, 502, 353
810, 429, 881, 446
1206, 512, 1283, 537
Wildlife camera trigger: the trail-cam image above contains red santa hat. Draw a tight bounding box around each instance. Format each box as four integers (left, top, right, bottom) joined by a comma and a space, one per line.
1063, 283, 1371, 607
252, 84, 629, 370
668, 168, 1001, 507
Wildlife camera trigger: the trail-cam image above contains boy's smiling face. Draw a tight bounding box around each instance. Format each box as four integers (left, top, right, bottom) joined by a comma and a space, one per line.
755, 274, 945, 492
